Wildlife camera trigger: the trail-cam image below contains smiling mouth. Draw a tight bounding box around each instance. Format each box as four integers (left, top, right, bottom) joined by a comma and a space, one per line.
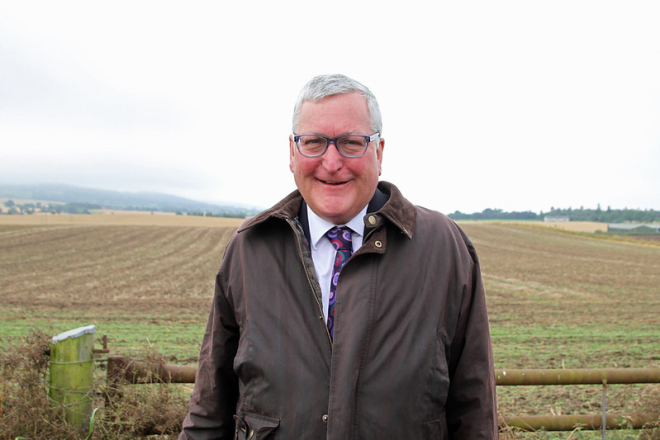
319, 179, 348, 186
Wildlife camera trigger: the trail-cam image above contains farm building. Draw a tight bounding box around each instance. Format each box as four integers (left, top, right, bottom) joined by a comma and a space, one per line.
544, 216, 570, 222
608, 223, 660, 234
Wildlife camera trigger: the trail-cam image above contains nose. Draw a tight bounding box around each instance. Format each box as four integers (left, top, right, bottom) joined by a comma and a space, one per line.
322, 140, 344, 172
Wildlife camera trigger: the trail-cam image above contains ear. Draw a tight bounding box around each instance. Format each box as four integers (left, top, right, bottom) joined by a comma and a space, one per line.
376, 137, 385, 176
289, 134, 296, 173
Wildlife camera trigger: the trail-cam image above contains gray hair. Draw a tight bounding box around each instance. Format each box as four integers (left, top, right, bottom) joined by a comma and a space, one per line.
292, 74, 382, 135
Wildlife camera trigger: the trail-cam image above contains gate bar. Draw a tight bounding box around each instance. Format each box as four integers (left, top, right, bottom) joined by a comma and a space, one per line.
107, 355, 197, 384
504, 412, 660, 432
495, 368, 660, 385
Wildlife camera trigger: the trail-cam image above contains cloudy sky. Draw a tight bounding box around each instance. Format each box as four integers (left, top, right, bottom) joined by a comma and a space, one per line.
1, 1, 659, 214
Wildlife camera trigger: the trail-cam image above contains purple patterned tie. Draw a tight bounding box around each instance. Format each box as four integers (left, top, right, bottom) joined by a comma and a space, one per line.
325, 226, 353, 340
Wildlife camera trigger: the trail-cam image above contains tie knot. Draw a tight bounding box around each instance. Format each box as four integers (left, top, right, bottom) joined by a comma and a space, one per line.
326, 226, 353, 252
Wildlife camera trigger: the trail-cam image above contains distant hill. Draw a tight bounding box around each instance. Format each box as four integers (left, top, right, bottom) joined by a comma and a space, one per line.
0, 184, 261, 218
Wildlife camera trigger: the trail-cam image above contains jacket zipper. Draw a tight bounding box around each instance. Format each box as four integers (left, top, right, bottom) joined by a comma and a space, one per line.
287, 219, 333, 348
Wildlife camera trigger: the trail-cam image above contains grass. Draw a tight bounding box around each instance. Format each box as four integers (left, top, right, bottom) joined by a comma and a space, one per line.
0, 329, 191, 439
459, 222, 660, 438
1, 218, 659, 438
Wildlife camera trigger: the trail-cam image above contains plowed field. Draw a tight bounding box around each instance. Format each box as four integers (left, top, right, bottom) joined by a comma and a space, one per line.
1, 219, 659, 433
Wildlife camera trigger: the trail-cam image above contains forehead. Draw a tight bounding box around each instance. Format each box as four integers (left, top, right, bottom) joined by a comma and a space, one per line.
298, 92, 372, 133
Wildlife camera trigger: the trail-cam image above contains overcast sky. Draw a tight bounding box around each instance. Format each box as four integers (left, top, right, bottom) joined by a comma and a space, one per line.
1, 1, 659, 214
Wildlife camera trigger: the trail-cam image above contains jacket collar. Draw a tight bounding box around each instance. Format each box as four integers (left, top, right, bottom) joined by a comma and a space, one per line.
237, 181, 416, 240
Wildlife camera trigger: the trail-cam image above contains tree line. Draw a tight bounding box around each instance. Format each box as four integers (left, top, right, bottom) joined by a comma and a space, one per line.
448, 205, 660, 223
4, 199, 658, 223
1, 199, 257, 218
1, 200, 101, 215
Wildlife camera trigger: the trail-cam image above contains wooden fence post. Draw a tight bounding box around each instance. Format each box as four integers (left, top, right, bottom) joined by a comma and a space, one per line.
49, 325, 96, 429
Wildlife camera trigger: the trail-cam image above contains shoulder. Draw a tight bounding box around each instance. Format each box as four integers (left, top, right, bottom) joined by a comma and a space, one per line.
414, 206, 470, 240
217, 190, 304, 262
414, 205, 461, 235
236, 189, 303, 233
377, 181, 476, 254
414, 206, 480, 265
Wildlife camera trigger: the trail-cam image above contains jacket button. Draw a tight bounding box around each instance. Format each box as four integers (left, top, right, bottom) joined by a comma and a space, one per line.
368, 215, 377, 226
322, 414, 329, 423
375, 240, 383, 248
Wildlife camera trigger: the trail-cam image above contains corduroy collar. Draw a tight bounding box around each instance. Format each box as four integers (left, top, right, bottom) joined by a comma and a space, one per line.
237, 181, 416, 240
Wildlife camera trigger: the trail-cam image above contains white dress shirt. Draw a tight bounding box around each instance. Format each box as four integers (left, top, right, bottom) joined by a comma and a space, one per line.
307, 204, 367, 321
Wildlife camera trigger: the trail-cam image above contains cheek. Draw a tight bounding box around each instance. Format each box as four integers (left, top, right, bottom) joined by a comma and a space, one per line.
353, 155, 380, 178
292, 156, 318, 178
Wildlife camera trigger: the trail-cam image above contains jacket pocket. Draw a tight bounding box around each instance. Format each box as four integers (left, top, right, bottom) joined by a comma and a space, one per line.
234, 412, 280, 440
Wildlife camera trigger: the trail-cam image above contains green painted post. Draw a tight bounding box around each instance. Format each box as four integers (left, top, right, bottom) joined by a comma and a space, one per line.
49, 325, 96, 428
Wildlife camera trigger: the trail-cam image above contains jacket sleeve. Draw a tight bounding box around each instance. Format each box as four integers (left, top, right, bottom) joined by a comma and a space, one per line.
446, 237, 499, 439
179, 270, 240, 440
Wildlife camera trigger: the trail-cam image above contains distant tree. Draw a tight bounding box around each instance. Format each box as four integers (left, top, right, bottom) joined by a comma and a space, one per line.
4, 200, 15, 208
61, 202, 102, 214
448, 206, 660, 223
448, 208, 540, 221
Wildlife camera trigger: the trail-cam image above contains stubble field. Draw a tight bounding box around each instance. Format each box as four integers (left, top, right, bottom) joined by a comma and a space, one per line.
1, 217, 659, 438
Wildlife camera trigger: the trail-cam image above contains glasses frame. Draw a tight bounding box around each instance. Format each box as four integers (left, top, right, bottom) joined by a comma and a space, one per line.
293, 133, 380, 158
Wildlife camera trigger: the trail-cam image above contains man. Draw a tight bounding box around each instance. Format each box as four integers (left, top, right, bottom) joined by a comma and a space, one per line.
180, 74, 498, 439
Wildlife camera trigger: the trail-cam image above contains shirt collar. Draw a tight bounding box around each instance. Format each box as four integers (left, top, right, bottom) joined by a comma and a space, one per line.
307, 205, 367, 250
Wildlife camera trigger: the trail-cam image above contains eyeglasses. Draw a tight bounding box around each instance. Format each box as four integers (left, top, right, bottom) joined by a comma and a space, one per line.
293, 133, 380, 158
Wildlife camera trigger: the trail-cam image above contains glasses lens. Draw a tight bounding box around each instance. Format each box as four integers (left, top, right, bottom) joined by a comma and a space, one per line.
297, 135, 327, 157
337, 136, 368, 157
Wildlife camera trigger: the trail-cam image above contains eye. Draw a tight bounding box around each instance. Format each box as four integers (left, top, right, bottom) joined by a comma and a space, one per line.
301, 136, 323, 146
340, 136, 367, 147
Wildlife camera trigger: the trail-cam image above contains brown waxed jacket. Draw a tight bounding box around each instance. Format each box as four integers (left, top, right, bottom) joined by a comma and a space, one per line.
180, 181, 498, 439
